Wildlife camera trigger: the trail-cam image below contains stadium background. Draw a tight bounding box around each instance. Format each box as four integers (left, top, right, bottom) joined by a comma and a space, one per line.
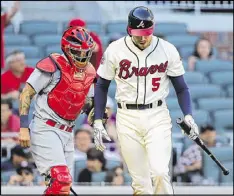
1, 1, 233, 194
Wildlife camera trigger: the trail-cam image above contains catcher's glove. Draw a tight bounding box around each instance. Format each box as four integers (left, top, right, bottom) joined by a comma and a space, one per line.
87, 108, 108, 126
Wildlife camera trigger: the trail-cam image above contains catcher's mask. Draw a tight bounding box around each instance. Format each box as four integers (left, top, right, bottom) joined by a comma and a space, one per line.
61, 26, 95, 68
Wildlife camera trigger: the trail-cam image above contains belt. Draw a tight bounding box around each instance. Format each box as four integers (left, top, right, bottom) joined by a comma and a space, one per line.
117, 100, 163, 110
45, 119, 74, 133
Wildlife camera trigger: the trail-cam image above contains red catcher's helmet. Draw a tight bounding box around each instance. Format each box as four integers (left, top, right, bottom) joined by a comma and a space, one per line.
61, 26, 95, 68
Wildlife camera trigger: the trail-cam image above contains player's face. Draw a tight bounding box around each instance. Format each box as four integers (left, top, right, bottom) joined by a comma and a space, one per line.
132, 35, 153, 50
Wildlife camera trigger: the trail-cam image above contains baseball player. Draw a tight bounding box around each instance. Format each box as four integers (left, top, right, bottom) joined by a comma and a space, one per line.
93, 6, 199, 195
19, 26, 96, 195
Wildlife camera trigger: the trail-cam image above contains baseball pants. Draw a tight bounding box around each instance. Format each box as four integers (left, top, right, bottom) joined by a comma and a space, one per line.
116, 101, 174, 194
29, 116, 74, 177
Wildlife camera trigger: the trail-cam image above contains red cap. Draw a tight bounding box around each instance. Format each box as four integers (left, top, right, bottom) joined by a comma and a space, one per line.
68, 18, 86, 28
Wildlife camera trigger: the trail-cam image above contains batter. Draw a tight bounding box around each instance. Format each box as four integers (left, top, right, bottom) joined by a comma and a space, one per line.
93, 6, 199, 195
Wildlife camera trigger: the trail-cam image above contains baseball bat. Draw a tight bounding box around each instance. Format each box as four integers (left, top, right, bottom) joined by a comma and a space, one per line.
70, 187, 79, 196
176, 118, 229, 176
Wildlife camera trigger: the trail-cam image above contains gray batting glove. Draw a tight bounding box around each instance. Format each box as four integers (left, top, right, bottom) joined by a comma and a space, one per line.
182, 115, 199, 140
93, 119, 111, 151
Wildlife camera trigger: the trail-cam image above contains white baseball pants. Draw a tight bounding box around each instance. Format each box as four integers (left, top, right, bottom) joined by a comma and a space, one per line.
116, 101, 174, 194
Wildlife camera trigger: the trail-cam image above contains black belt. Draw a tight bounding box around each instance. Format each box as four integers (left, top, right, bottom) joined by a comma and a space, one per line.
117, 100, 162, 110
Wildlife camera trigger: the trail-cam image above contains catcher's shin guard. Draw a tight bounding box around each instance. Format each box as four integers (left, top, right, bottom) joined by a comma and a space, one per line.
43, 165, 72, 195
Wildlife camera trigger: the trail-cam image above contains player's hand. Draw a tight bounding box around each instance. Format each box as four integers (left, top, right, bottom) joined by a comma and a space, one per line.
93, 120, 111, 151
182, 115, 199, 140
19, 128, 31, 148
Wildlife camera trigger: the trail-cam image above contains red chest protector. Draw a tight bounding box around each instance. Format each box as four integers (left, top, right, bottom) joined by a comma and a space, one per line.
37, 53, 96, 121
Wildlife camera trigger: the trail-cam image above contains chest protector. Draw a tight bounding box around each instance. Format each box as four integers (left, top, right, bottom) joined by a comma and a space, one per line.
47, 54, 96, 121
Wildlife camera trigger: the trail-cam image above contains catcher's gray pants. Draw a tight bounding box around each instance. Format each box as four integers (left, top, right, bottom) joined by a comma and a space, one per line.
29, 116, 74, 176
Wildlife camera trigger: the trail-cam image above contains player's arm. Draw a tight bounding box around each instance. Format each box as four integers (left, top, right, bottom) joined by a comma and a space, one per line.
19, 58, 56, 148
167, 43, 199, 138
93, 45, 116, 151
94, 77, 111, 121
19, 83, 36, 115
169, 75, 192, 116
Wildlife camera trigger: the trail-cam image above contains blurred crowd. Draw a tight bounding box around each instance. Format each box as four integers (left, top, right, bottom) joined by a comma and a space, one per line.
1, 1, 233, 187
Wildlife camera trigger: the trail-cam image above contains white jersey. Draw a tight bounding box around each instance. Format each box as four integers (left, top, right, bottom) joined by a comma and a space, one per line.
97, 35, 185, 104
27, 68, 94, 127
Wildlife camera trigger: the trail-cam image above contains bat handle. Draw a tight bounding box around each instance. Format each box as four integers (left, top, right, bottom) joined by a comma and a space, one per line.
176, 118, 191, 135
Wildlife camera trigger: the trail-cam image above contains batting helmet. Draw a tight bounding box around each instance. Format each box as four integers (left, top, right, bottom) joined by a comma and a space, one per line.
61, 26, 95, 68
127, 6, 154, 36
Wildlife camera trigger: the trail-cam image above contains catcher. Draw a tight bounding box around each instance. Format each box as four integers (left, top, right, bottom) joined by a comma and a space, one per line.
19, 26, 98, 195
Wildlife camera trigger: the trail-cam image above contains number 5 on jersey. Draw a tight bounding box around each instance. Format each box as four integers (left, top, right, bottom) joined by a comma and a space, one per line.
152, 77, 161, 92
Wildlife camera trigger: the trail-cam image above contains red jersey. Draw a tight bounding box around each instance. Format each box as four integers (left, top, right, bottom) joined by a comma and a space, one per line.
1, 67, 34, 94
90, 32, 103, 70
1, 114, 20, 132
1, 13, 7, 69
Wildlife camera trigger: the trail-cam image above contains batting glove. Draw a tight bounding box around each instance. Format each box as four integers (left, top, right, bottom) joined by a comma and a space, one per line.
182, 115, 199, 140
93, 119, 111, 151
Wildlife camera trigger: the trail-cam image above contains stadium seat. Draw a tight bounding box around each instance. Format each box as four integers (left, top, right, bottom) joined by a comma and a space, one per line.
226, 84, 233, 97
182, 60, 188, 70
4, 34, 31, 46
202, 146, 233, 183
106, 160, 122, 170
91, 172, 107, 183
220, 162, 233, 185
5, 24, 14, 34
165, 35, 200, 48
101, 35, 111, 49
75, 113, 87, 129
20, 21, 58, 36
5, 46, 41, 58
213, 110, 233, 129
73, 159, 87, 182
86, 22, 103, 34
108, 81, 117, 99
45, 45, 62, 56
26, 58, 41, 67
188, 84, 223, 100
166, 97, 196, 110
106, 21, 127, 34
216, 135, 230, 145
155, 22, 187, 36
197, 98, 233, 112
124, 172, 132, 185
1, 171, 17, 183
179, 46, 218, 60
195, 59, 233, 74
184, 72, 208, 84
32, 34, 61, 47
209, 71, 233, 86
170, 109, 210, 127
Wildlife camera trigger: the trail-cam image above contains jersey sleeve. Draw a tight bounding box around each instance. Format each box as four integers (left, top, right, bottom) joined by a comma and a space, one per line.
26, 68, 52, 93
97, 45, 116, 80
166, 43, 185, 77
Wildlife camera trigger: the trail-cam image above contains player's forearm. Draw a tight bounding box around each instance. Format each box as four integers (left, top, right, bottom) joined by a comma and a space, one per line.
19, 83, 36, 115
169, 75, 192, 116
94, 77, 111, 120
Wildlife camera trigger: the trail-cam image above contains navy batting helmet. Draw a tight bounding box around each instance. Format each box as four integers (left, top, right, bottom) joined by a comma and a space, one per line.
127, 6, 154, 36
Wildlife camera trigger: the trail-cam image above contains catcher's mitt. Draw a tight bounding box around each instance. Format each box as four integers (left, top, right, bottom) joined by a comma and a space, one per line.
87, 107, 108, 126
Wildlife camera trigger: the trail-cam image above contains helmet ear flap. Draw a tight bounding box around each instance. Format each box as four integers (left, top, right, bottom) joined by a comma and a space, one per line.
126, 27, 132, 37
